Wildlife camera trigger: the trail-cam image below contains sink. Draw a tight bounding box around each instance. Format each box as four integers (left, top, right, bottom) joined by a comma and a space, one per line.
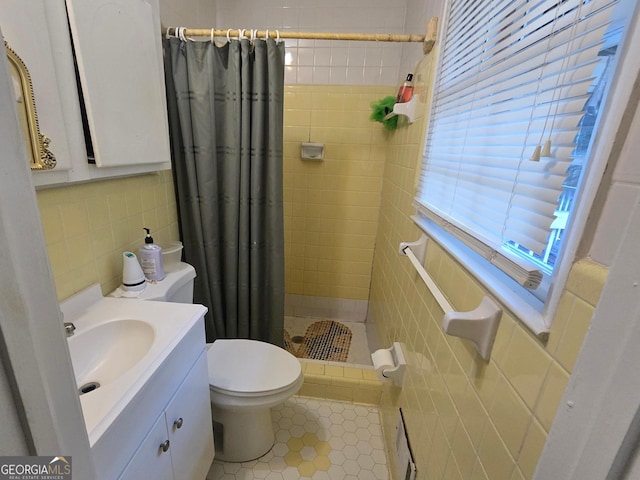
68, 319, 155, 389
60, 284, 208, 446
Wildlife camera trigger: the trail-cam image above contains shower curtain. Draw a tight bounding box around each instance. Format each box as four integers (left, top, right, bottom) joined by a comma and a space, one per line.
164, 37, 285, 346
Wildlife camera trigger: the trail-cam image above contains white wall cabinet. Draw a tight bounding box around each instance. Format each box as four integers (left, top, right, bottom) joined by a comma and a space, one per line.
118, 352, 214, 480
0, 0, 172, 188
0, 0, 74, 174
65, 0, 171, 169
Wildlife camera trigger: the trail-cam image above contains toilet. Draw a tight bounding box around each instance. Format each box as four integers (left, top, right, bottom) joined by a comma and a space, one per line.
118, 262, 303, 462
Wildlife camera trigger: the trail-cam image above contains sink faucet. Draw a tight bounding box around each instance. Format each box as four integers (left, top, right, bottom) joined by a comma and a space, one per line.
64, 322, 76, 337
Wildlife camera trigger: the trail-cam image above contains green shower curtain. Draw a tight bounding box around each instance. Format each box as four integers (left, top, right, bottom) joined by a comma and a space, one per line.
164, 37, 285, 346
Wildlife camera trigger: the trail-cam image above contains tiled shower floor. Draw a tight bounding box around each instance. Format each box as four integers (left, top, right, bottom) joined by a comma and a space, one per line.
284, 316, 373, 366
206, 396, 389, 480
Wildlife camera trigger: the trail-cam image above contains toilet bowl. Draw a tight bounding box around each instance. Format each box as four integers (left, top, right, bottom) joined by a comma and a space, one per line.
207, 339, 303, 462
113, 261, 303, 463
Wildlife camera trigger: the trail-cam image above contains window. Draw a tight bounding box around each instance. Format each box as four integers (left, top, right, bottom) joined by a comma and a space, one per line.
415, 0, 622, 327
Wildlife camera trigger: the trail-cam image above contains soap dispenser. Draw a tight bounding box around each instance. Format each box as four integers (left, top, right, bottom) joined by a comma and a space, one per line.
138, 228, 165, 281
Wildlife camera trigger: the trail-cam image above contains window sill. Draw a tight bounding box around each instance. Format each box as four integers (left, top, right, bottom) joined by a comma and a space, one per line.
411, 214, 551, 340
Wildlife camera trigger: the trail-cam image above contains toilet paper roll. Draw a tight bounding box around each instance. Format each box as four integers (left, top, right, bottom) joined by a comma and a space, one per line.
371, 348, 395, 382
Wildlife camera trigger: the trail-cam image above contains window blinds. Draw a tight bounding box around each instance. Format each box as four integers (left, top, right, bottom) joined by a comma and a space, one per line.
416, 0, 618, 289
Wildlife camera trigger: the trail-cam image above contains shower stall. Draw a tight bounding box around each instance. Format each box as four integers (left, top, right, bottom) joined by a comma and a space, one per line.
169, 0, 429, 366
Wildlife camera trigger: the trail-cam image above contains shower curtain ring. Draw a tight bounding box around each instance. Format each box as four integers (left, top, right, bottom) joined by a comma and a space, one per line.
226, 29, 232, 43
276, 30, 281, 43
165, 26, 173, 40
265, 29, 269, 40
239, 28, 246, 40
211, 28, 215, 44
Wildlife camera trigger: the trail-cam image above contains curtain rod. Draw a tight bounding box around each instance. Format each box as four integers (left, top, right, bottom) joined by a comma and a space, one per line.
165, 18, 438, 54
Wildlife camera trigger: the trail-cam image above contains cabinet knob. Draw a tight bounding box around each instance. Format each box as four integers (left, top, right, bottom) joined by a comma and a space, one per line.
173, 417, 184, 429
159, 439, 170, 453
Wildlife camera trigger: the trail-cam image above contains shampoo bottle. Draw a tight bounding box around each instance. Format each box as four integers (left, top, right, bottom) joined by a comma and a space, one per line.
396, 73, 414, 103
138, 228, 165, 281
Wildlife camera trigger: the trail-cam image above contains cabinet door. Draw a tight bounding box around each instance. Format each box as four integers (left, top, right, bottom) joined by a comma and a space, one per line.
165, 352, 215, 480
0, 0, 73, 173
64, 0, 171, 168
118, 412, 174, 480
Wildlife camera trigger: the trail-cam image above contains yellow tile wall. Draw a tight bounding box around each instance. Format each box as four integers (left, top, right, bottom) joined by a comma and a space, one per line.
368, 54, 609, 479
31, 69, 605, 479
36, 171, 180, 300
283, 85, 393, 301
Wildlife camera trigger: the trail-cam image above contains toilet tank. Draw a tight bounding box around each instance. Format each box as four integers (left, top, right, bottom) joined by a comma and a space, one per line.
139, 262, 196, 303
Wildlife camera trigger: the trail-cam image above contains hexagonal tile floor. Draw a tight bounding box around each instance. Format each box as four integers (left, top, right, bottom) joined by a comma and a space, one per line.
206, 396, 389, 480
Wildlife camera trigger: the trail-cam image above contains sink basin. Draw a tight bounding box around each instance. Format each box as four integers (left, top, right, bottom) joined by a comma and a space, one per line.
68, 319, 155, 389
60, 284, 208, 445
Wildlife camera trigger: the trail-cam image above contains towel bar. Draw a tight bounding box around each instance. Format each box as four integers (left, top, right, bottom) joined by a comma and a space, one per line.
399, 236, 502, 361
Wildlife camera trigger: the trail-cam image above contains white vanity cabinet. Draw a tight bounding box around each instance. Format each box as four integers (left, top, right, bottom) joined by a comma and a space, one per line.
118, 352, 214, 480
119, 414, 173, 480
90, 317, 214, 480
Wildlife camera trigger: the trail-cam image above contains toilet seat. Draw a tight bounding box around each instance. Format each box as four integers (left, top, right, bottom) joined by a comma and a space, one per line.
207, 339, 302, 396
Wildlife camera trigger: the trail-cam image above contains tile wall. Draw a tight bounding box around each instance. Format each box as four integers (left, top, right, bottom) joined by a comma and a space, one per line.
298, 360, 383, 406
36, 171, 180, 300
30, 2, 612, 476
158, 0, 215, 29
37, 84, 391, 307
29, 0, 205, 303
367, 54, 609, 479
283, 85, 392, 303
213, 0, 408, 86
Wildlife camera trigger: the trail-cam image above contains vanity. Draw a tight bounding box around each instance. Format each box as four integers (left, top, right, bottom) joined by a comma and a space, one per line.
61, 285, 214, 480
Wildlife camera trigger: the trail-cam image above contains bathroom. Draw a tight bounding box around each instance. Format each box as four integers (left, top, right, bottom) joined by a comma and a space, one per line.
2, 0, 640, 479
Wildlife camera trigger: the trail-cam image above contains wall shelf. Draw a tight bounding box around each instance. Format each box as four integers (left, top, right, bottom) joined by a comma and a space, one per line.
383, 95, 418, 124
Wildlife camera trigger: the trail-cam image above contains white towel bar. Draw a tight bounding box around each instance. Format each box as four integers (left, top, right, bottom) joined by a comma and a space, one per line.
399, 236, 502, 361
402, 242, 452, 314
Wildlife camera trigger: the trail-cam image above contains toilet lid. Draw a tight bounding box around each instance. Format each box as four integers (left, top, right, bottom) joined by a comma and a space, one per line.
207, 339, 302, 394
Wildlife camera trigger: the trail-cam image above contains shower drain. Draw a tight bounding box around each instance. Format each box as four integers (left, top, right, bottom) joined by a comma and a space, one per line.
79, 382, 100, 395
291, 335, 305, 344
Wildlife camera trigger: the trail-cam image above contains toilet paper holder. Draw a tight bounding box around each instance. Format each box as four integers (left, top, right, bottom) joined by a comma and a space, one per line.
371, 342, 407, 387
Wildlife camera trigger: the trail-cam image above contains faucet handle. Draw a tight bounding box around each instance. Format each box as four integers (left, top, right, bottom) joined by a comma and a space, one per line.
64, 322, 76, 337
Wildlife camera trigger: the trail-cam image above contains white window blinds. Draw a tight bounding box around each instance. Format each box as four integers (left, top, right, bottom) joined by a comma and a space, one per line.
416, 0, 618, 289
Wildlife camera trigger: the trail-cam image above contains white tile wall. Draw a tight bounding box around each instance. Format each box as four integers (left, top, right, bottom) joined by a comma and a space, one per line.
285, 294, 369, 323
212, 0, 412, 86
160, 0, 438, 86
158, 0, 215, 28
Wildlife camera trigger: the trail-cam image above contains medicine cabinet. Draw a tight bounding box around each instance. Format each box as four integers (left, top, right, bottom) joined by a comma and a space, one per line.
0, 0, 171, 188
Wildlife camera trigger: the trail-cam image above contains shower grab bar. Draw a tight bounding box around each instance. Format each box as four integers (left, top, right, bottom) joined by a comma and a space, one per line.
399, 235, 502, 361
